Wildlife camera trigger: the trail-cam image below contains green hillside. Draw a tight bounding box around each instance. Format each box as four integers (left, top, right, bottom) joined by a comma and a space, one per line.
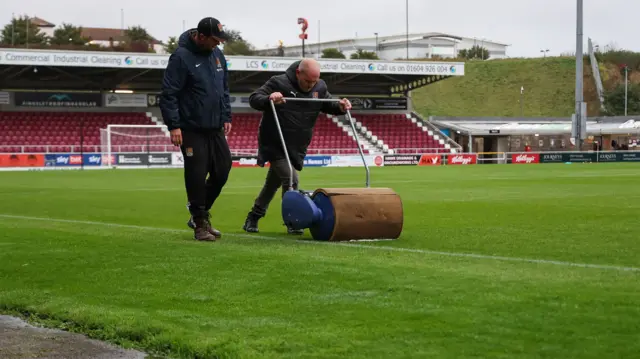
411, 57, 601, 118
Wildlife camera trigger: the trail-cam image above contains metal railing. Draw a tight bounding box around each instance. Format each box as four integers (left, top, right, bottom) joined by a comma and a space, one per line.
1, 144, 458, 156
0, 144, 180, 153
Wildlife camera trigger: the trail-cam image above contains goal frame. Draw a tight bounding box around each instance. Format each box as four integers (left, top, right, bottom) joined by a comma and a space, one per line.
102, 124, 169, 168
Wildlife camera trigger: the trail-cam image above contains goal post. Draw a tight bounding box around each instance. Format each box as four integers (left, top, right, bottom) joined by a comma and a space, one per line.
100, 124, 176, 168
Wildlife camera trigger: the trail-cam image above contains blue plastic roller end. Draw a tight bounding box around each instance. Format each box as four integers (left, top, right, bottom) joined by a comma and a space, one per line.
282, 190, 323, 230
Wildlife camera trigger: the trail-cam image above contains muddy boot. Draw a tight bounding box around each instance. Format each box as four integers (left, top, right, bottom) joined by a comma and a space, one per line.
242, 212, 261, 233
204, 214, 222, 239
193, 216, 216, 241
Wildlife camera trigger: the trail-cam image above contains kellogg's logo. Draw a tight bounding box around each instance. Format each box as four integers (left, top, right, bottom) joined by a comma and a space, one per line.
512, 153, 539, 164
447, 154, 476, 165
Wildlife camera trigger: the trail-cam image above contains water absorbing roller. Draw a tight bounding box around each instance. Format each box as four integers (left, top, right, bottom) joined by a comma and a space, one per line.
269, 98, 404, 241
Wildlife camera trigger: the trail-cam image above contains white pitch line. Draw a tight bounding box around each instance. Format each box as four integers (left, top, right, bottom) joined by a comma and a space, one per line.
0, 214, 638, 273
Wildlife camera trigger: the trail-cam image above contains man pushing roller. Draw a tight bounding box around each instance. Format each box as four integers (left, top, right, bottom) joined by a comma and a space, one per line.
242, 58, 352, 235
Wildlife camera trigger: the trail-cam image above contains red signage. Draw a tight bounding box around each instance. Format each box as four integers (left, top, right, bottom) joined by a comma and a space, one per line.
446, 154, 477, 165
0, 154, 45, 167
419, 154, 441, 166
511, 153, 540, 164
69, 155, 82, 165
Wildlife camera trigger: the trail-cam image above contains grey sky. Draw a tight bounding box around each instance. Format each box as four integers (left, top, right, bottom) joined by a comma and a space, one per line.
4, 0, 637, 58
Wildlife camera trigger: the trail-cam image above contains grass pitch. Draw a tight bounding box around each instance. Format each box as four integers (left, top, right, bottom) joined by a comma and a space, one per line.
1, 164, 639, 358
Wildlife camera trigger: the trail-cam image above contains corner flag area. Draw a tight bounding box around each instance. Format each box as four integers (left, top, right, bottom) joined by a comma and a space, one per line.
1, 47, 640, 359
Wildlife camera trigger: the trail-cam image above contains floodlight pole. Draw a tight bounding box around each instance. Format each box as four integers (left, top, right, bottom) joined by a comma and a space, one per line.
625, 65, 628, 116
575, 0, 584, 150
405, 0, 409, 60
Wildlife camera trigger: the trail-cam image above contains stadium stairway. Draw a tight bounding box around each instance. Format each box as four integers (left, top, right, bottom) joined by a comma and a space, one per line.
409, 112, 462, 153
325, 114, 380, 155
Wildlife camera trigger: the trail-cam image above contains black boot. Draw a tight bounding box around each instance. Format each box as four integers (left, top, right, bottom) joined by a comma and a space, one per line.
243, 212, 261, 233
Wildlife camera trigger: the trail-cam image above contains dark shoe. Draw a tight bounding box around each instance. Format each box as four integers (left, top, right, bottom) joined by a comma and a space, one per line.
188, 215, 221, 238
243, 212, 260, 233
193, 217, 216, 242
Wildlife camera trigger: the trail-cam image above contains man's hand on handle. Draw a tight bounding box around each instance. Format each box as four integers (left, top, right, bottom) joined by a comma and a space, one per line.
339, 98, 352, 112
170, 129, 182, 147
269, 92, 286, 104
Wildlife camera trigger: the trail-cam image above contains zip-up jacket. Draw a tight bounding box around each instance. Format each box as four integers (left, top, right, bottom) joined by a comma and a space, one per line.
249, 60, 346, 171
159, 29, 231, 131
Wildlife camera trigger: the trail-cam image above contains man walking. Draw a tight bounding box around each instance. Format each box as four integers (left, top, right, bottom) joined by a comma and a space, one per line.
160, 17, 232, 241
242, 58, 351, 235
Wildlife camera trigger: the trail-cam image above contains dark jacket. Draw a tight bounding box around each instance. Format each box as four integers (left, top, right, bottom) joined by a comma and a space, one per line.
249, 60, 346, 171
159, 29, 231, 132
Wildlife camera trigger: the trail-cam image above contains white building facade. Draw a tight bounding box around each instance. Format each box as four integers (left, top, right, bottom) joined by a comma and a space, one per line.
255, 32, 509, 61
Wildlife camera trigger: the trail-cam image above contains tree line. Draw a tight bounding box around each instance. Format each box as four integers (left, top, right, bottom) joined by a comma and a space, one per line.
0, 15, 256, 55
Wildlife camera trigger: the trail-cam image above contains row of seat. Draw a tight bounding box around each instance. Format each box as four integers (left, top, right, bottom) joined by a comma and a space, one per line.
0, 111, 452, 154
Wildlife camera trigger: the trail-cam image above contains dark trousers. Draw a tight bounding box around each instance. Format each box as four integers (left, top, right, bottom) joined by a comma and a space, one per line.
250, 158, 299, 218
180, 129, 232, 219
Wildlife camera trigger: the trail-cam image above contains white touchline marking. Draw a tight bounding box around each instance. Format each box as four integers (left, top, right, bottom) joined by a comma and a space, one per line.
0, 214, 638, 273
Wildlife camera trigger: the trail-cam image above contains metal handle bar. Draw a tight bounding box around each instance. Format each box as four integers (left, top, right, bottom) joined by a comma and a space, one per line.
279, 97, 341, 103
270, 96, 370, 188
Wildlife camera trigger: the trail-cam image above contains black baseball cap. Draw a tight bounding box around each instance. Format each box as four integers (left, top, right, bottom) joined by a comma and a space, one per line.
197, 17, 228, 41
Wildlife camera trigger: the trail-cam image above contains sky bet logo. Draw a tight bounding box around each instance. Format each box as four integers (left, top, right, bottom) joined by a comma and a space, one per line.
124, 56, 133, 65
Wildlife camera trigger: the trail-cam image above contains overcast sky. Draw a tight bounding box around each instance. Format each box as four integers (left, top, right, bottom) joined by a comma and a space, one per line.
3, 0, 637, 58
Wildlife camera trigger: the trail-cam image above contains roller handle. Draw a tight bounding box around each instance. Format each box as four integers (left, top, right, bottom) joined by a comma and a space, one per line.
280, 97, 370, 188
269, 99, 294, 191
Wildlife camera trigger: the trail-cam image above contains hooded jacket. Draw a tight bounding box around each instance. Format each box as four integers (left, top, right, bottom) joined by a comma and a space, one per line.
249, 60, 346, 171
159, 29, 231, 132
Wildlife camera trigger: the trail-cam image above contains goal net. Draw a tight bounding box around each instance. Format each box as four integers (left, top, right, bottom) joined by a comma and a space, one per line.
99, 124, 178, 168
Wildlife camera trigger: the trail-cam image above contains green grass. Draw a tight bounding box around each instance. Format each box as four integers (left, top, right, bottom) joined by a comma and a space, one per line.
1, 164, 640, 358
412, 57, 590, 117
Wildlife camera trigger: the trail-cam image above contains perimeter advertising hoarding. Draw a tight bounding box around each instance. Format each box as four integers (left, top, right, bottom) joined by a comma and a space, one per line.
383, 154, 443, 166
383, 155, 420, 166
511, 153, 540, 164
446, 154, 477, 165
115, 153, 172, 166
345, 97, 408, 110
328, 155, 384, 167
44, 153, 105, 166
14, 91, 102, 107
104, 93, 148, 107
0, 154, 44, 167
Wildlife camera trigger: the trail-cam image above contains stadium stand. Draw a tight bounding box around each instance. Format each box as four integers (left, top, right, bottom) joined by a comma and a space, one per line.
0, 111, 158, 153
0, 111, 373, 155
0, 49, 467, 163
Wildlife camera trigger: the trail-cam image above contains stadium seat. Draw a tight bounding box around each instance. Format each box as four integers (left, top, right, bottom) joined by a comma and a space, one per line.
353, 114, 448, 154
0, 110, 454, 156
